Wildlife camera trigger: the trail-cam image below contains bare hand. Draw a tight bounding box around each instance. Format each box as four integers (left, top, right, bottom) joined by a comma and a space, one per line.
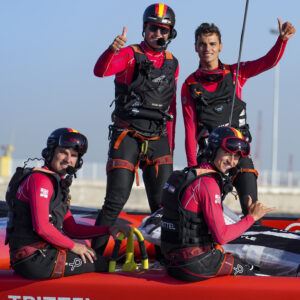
71, 242, 97, 264
109, 224, 132, 240
109, 26, 127, 51
277, 18, 296, 40
247, 195, 276, 221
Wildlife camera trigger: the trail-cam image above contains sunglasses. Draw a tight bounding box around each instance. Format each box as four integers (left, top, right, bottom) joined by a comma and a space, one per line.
58, 132, 88, 155
221, 137, 250, 157
148, 24, 170, 35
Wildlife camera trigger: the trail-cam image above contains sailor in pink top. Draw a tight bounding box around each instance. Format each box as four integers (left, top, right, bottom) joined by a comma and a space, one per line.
6, 128, 131, 280
92, 3, 179, 256
161, 127, 275, 282
181, 19, 295, 218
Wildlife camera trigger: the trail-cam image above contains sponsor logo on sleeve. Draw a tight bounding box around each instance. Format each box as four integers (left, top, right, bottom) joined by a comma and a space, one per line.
215, 194, 221, 204
40, 188, 49, 199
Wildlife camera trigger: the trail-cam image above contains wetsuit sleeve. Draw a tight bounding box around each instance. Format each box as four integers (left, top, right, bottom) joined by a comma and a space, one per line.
93, 47, 135, 77
199, 177, 255, 245
181, 81, 198, 166
167, 64, 179, 151
232, 37, 287, 95
24, 173, 75, 250
63, 210, 110, 239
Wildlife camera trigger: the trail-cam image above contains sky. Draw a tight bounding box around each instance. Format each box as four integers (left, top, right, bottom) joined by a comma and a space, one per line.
0, 0, 299, 172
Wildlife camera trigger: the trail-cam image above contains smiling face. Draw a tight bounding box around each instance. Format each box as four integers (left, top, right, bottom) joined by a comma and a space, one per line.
144, 23, 170, 49
50, 147, 78, 176
213, 148, 240, 174
195, 33, 222, 70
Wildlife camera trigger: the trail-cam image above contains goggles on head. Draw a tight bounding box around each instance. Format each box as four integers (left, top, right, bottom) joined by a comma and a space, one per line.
148, 23, 170, 35
221, 137, 250, 157
58, 132, 88, 155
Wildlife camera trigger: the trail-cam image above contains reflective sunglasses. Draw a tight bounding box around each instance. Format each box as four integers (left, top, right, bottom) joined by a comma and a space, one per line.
148, 24, 170, 35
221, 137, 250, 157
58, 132, 88, 155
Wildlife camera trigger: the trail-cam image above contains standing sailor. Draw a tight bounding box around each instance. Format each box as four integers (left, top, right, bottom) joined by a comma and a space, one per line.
92, 3, 179, 255
181, 19, 295, 216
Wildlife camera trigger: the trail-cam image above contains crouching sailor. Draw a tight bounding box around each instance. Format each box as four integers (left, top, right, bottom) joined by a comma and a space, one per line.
5, 128, 131, 279
161, 126, 275, 281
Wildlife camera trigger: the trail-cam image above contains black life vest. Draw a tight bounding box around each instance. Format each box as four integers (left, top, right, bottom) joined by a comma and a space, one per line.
185, 64, 251, 141
161, 167, 227, 254
113, 44, 178, 136
5, 167, 70, 250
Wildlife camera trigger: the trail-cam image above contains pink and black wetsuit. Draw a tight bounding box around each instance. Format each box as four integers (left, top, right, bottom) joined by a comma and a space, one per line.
182, 37, 287, 167
8, 166, 109, 279
161, 163, 256, 282
181, 163, 254, 244
181, 37, 287, 216
94, 41, 178, 149
92, 41, 179, 254
15, 167, 109, 250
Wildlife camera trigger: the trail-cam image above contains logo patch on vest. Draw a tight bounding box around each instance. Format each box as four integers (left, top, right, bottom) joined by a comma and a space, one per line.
152, 74, 166, 84
168, 185, 176, 193
214, 104, 224, 113
163, 182, 176, 193
40, 188, 49, 198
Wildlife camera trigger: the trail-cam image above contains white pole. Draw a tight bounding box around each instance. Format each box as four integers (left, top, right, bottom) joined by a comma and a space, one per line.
271, 63, 279, 186
269, 27, 280, 186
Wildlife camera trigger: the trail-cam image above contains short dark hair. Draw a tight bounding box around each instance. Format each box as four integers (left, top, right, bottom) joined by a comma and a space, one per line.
195, 23, 222, 43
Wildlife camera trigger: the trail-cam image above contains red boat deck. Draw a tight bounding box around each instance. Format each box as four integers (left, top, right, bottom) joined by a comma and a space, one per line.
1, 269, 300, 300
1, 211, 300, 299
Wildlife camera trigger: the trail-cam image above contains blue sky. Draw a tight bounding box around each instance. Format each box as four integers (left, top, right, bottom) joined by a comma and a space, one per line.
1, 0, 299, 172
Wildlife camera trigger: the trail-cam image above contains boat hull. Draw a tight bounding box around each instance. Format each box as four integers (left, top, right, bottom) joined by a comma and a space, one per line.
1, 205, 300, 299
1, 269, 300, 300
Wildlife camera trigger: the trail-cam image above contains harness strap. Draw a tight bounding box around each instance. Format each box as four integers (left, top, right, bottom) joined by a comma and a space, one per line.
232, 168, 259, 182
113, 130, 135, 150
113, 129, 161, 150
216, 252, 234, 276
10, 241, 47, 265
144, 154, 173, 178
240, 168, 259, 177
106, 158, 140, 186
166, 245, 212, 262
51, 248, 67, 279
214, 244, 225, 253
106, 158, 135, 173
133, 132, 161, 142
131, 44, 173, 60
32, 168, 56, 174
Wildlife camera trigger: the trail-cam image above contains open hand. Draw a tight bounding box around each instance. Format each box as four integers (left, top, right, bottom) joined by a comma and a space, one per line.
71, 242, 97, 264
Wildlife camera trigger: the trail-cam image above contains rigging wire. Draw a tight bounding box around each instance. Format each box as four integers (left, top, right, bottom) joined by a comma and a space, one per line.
229, 0, 250, 126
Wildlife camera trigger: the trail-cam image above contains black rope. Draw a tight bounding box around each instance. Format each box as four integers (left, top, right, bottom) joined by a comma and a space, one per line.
229, 0, 250, 126
23, 157, 44, 168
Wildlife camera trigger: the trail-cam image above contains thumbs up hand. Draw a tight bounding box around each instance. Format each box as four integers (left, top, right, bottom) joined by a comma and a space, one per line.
109, 26, 127, 51
277, 18, 296, 40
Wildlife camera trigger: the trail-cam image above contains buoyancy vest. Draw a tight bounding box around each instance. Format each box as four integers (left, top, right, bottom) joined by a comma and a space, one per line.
113, 44, 178, 136
185, 64, 251, 141
5, 167, 70, 250
161, 167, 226, 254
